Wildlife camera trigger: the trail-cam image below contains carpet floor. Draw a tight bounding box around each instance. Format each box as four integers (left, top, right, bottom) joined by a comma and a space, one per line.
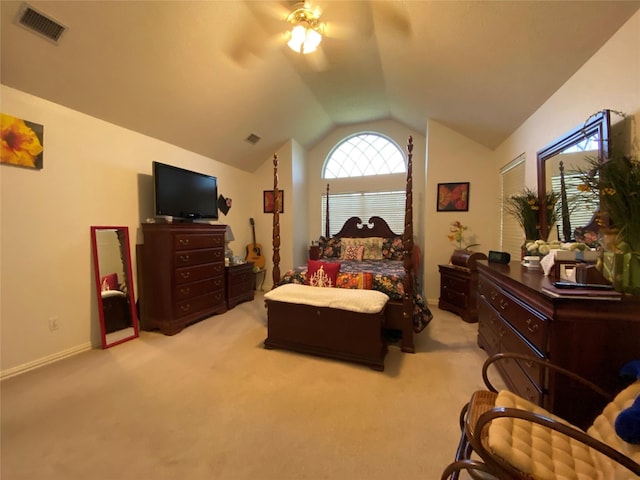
1, 295, 497, 480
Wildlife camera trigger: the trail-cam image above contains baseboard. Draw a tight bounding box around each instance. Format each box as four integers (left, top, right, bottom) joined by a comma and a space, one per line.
1, 342, 93, 380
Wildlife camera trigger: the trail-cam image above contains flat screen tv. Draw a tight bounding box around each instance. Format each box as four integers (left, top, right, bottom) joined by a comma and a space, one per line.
153, 162, 218, 221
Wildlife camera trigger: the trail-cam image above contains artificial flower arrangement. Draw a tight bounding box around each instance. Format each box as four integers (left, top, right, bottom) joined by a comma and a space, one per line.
525, 239, 592, 257
577, 154, 640, 254
503, 188, 561, 241
447, 221, 479, 251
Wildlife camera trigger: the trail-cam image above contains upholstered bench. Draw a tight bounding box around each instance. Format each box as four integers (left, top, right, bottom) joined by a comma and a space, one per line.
263, 284, 390, 371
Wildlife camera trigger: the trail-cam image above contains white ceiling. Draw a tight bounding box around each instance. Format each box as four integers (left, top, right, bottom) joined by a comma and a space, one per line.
2, 1, 639, 172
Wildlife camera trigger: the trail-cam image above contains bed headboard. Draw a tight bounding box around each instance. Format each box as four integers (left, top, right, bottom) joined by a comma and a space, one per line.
332, 216, 401, 239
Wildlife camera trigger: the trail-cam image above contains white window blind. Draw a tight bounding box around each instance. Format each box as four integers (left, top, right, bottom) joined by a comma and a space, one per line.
550, 173, 598, 241
321, 191, 406, 236
501, 155, 526, 258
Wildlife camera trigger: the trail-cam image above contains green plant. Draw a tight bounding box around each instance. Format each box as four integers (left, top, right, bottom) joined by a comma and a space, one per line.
577, 154, 640, 253
447, 221, 479, 250
503, 188, 561, 241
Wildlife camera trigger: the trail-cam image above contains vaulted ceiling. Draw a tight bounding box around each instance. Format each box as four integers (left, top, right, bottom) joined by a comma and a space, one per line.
2, 1, 639, 172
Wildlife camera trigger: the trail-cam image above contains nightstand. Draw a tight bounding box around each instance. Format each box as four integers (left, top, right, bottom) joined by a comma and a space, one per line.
438, 250, 487, 323
225, 262, 254, 309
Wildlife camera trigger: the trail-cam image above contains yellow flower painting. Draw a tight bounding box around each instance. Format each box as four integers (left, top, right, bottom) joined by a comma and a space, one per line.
1, 113, 44, 169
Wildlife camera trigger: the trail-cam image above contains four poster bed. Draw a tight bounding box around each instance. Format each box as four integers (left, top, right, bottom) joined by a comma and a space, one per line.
264, 136, 432, 368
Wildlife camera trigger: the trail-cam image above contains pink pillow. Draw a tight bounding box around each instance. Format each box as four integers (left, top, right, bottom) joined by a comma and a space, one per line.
342, 244, 364, 261
307, 260, 341, 287
101, 273, 119, 291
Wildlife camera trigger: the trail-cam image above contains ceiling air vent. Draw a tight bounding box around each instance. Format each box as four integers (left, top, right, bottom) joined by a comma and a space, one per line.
245, 133, 261, 145
15, 3, 67, 44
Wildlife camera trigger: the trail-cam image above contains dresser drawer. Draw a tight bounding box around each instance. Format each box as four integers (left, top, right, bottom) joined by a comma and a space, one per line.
174, 277, 222, 301
174, 233, 224, 251
441, 287, 468, 309
479, 277, 548, 352
442, 273, 469, 291
175, 264, 224, 285
478, 300, 500, 354
175, 248, 223, 267
174, 291, 225, 318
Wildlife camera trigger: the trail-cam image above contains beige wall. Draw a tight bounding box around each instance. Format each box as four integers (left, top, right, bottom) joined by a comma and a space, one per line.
0, 86, 258, 375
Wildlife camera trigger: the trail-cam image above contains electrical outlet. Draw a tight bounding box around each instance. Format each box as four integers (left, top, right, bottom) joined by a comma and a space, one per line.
48, 316, 59, 331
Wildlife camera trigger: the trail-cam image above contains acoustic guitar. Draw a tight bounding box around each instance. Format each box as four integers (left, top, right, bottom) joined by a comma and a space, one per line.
246, 218, 265, 269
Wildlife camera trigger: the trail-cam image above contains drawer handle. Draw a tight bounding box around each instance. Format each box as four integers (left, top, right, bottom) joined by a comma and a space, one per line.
499, 298, 508, 310
525, 359, 534, 368
180, 287, 190, 295
179, 239, 190, 246
180, 272, 191, 279
526, 318, 539, 334
490, 291, 498, 301
179, 254, 190, 263
181, 304, 191, 312
498, 327, 505, 337
215, 279, 222, 287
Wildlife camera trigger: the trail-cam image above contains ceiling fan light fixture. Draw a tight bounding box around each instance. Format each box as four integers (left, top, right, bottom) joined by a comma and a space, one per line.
286, 3, 323, 55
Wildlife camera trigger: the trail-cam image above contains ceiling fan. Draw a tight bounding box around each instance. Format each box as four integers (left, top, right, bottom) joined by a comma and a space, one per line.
225, 0, 412, 72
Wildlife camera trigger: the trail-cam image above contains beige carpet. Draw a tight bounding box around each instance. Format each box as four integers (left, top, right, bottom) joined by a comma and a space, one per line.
1, 295, 498, 480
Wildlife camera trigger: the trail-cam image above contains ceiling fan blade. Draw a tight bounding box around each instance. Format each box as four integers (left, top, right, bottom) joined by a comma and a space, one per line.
372, 1, 412, 38
306, 45, 330, 72
320, 1, 374, 41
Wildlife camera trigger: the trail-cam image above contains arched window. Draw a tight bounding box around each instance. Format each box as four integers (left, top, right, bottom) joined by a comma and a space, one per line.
323, 133, 406, 179
320, 133, 407, 234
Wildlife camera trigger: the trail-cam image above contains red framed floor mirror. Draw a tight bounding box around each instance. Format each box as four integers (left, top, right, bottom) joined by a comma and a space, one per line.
90, 226, 139, 348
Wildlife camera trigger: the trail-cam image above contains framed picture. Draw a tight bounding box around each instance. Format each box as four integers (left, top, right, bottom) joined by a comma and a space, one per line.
263, 190, 284, 213
1, 113, 44, 170
437, 182, 470, 212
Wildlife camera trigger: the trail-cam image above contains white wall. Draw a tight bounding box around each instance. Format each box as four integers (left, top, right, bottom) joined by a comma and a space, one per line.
0, 86, 258, 376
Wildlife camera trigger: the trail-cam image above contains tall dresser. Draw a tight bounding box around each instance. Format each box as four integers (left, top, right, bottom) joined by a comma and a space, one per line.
139, 223, 227, 335
476, 260, 640, 429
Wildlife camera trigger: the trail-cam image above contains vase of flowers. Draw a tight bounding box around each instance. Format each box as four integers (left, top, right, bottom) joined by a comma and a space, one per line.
578, 154, 640, 295
447, 221, 479, 251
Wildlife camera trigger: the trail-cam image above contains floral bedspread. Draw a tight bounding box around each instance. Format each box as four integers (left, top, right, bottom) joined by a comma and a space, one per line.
277, 259, 433, 333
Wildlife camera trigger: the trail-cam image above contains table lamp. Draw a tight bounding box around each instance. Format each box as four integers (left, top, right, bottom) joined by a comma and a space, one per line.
225, 225, 235, 264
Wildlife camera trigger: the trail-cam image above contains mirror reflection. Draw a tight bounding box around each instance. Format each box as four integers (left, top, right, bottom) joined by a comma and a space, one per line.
543, 134, 601, 242
91, 226, 139, 348
537, 110, 610, 241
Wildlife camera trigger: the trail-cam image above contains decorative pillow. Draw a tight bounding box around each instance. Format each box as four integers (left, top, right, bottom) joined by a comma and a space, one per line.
307, 260, 341, 287
382, 236, 405, 260
361, 237, 384, 260
342, 244, 365, 261
101, 273, 119, 291
318, 236, 341, 258
335, 272, 373, 290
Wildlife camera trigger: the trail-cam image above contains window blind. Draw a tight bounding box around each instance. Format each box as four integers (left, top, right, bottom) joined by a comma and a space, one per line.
320, 191, 406, 236
501, 155, 526, 258
550, 173, 597, 241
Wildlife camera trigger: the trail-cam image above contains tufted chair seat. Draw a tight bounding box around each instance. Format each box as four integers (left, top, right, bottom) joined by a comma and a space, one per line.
442, 353, 640, 480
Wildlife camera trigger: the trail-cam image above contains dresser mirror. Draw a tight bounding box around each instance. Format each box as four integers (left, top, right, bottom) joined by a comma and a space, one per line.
90, 226, 139, 348
537, 110, 611, 242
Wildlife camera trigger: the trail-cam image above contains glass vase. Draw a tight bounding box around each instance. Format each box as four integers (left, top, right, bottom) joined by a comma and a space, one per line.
622, 252, 640, 296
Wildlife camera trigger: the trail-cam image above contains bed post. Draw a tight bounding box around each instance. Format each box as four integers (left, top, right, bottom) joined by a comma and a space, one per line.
272, 153, 281, 287
325, 183, 330, 239
401, 136, 415, 352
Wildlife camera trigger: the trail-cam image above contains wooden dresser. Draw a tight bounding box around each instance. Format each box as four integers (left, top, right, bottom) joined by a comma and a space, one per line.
139, 223, 227, 335
225, 262, 254, 309
438, 250, 487, 323
476, 260, 640, 428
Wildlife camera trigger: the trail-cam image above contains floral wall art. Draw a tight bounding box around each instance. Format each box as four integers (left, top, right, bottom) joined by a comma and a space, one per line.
437, 182, 469, 212
0, 113, 44, 170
